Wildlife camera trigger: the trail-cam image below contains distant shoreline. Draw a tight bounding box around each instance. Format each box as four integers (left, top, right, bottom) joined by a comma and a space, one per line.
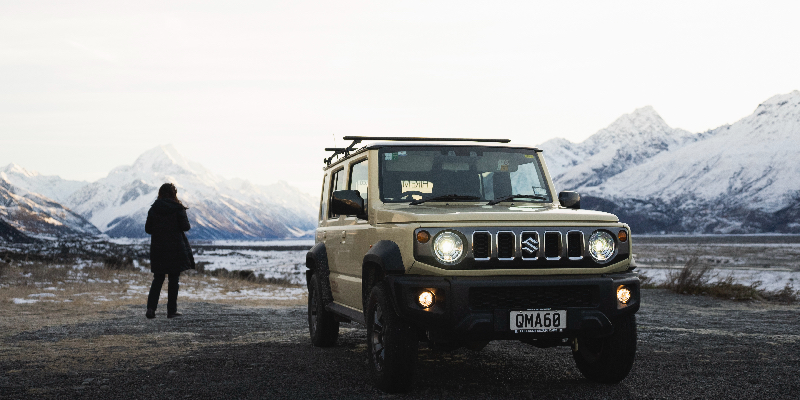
635, 234, 800, 244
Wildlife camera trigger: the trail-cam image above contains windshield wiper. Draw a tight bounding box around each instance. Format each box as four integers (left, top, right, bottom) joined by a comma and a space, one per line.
410, 194, 481, 205
486, 194, 548, 205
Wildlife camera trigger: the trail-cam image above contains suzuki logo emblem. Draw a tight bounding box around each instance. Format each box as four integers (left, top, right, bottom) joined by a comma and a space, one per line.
522, 237, 539, 255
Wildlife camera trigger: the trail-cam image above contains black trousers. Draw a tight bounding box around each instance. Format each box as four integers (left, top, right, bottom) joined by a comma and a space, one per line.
147, 273, 180, 314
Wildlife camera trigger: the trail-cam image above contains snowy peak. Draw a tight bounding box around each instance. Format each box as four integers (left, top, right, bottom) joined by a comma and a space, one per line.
1, 163, 38, 178
542, 105, 697, 191
566, 90, 800, 233
585, 106, 688, 152
129, 144, 210, 178
0, 163, 88, 204
593, 90, 800, 211
65, 145, 317, 239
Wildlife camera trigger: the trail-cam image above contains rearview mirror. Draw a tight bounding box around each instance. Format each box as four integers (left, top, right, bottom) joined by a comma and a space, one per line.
331, 190, 365, 217
558, 191, 580, 209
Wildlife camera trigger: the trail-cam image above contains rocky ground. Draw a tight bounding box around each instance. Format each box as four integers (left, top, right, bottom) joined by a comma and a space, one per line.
2, 288, 799, 399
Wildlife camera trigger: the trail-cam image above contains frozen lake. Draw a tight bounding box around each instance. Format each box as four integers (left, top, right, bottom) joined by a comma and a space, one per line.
192, 240, 314, 284
187, 236, 800, 291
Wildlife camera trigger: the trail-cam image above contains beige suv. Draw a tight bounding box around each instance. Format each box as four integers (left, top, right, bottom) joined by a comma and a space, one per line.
306, 137, 639, 392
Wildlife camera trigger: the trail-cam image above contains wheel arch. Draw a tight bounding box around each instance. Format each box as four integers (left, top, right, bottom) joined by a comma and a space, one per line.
362, 240, 405, 309
306, 242, 334, 305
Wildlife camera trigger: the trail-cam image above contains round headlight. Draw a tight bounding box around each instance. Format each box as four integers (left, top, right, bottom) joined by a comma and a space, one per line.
588, 230, 615, 263
433, 231, 464, 265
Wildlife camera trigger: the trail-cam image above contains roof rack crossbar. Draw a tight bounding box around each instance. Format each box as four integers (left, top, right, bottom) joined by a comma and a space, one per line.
324, 138, 365, 165
343, 136, 510, 143
324, 136, 511, 165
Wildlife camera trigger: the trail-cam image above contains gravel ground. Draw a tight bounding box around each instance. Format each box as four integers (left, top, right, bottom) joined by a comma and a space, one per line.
2, 289, 799, 399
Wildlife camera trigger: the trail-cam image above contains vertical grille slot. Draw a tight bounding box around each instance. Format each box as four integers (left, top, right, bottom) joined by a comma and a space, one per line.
567, 231, 584, 259
472, 232, 490, 260
544, 232, 561, 260
497, 232, 515, 260
521, 232, 539, 260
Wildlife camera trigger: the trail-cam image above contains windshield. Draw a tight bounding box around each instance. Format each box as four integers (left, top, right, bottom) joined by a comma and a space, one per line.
379, 146, 552, 204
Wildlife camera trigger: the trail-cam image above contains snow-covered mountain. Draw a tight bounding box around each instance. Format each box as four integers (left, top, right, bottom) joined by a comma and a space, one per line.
541, 106, 697, 191
0, 163, 88, 204
0, 177, 99, 237
540, 91, 800, 234
64, 145, 317, 239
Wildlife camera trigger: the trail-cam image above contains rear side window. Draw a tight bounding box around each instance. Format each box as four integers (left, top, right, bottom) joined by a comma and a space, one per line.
349, 158, 368, 207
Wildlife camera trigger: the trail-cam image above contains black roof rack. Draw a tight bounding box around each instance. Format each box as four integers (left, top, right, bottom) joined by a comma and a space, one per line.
324, 136, 511, 165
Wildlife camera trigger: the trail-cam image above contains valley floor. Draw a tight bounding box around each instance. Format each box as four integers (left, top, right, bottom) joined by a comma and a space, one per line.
1, 287, 798, 399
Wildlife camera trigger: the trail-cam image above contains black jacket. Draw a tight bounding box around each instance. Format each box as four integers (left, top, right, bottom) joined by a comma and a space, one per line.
145, 199, 195, 274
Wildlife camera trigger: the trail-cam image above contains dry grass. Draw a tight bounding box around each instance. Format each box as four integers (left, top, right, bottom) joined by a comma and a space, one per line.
654, 258, 799, 302
0, 261, 306, 341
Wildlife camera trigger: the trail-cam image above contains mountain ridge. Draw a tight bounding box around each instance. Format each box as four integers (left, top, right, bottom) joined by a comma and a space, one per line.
542, 90, 800, 233
65, 145, 317, 240
1, 145, 317, 240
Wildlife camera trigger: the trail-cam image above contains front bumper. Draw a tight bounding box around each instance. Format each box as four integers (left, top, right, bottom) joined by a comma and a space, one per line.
385, 273, 640, 342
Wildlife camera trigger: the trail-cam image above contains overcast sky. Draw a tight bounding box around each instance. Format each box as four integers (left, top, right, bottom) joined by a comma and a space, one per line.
1, 1, 799, 196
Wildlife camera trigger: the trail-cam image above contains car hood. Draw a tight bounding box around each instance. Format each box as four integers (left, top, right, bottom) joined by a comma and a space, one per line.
374, 203, 619, 224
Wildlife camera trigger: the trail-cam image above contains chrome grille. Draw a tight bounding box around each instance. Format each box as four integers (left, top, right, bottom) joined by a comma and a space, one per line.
497, 232, 515, 259
544, 232, 561, 259
567, 231, 584, 259
472, 232, 490, 260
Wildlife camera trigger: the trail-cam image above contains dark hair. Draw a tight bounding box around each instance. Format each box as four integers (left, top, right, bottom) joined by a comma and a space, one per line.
157, 183, 183, 206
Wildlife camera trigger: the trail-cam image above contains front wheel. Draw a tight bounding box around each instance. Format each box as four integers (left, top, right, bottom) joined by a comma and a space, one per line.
572, 314, 637, 383
308, 272, 339, 347
366, 282, 418, 393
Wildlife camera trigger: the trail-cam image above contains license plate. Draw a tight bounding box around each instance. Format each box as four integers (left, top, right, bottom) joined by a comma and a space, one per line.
510, 310, 566, 332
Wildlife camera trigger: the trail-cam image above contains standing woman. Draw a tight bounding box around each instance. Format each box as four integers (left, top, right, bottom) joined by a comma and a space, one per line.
145, 183, 195, 319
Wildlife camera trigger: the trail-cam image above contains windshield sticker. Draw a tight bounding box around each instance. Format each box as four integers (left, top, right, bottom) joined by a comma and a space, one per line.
385, 152, 398, 161
470, 151, 478, 157
498, 160, 509, 172
524, 154, 536, 158
401, 180, 433, 193
398, 151, 406, 156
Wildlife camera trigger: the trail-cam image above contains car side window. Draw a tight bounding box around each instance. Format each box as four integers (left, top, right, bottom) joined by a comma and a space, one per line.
349, 158, 368, 210
329, 168, 345, 218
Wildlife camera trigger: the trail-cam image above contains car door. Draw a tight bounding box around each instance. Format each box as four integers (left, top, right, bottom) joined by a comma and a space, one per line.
322, 166, 348, 304
336, 156, 373, 310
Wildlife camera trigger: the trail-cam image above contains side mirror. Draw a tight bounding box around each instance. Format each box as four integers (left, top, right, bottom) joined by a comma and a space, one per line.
331, 190, 365, 217
558, 191, 580, 209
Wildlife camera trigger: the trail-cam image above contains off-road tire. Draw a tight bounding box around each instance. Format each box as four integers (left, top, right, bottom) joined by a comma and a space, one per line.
572, 314, 637, 383
366, 282, 418, 393
308, 272, 339, 347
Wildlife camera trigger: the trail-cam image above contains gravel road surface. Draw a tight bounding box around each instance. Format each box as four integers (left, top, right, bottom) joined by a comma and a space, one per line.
2, 289, 799, 399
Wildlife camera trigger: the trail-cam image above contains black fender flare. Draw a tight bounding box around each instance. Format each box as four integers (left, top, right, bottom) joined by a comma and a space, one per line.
362, 240, 405, 308
306, 242, 334, 305
362, 240, 406, 277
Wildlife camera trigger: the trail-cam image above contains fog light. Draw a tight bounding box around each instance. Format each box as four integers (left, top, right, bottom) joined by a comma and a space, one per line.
418, 290, 435, 308
417, 230, 431, 243
617, 286, 631, 304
